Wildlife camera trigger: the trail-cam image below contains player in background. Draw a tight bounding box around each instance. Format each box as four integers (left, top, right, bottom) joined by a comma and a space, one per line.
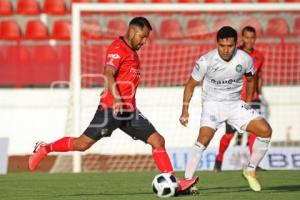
28, 17, 198, 192
179, 26, 272, 192
214, 26, 266, 172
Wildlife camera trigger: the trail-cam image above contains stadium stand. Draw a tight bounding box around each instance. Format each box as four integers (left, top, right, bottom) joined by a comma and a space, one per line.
81, 19, 102, 39
0, 20, 21, 40
52, 20, 71, 40
24, 20, 49, 40
265, 17, 289, 37
150, 0, 172, 2
159, 19, 183, 39
177, 0, 198, 3
185, 19, 209, 39
43, 0, 67, 15
0, 0, 13, 16
204, 0, 225, 2
293, 17, 300, 35
17, 0, 40, 15
105, 19, 127, 38
230, 0, 252, 2
124, 0, 145, 3
256, 0, 278, 2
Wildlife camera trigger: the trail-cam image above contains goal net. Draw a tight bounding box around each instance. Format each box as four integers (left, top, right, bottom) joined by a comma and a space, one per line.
50, 3, 300, 173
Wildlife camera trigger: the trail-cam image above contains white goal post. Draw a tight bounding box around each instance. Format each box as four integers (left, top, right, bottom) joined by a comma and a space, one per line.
68, 3, 300, 173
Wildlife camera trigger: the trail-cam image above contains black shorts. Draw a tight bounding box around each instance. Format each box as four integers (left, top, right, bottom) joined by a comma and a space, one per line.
83, 106, 157, 143
225, 99, 261, 134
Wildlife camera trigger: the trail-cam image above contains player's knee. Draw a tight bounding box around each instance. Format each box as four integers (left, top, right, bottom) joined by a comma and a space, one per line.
260, 124, 272, 138
73, 142, 92, 151
148, 133, 165, 148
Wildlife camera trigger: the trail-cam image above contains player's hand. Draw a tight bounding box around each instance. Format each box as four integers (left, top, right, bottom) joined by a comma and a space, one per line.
179, 112, 189, 127
113, 98, 123, 116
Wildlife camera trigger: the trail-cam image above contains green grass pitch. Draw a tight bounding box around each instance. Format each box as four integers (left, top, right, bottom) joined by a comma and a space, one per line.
1, 171, 300, 200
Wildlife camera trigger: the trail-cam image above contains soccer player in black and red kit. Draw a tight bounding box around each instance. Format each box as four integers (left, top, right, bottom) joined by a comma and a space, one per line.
28, 17, 197, 192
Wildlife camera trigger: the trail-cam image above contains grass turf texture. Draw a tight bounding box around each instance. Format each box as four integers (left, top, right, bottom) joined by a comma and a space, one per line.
1, 171, 300, 200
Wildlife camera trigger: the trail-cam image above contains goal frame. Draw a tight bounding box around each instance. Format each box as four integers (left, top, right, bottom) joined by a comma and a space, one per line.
71, 3, 300, 173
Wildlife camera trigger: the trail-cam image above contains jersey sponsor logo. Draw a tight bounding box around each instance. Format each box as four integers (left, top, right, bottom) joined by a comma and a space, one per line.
210, 115, 217, 122
211, 78, 238, 85
195, 63, 200, 71
130, 67, 141, 78
106, 53, 121, 66
235, 64, 243, 73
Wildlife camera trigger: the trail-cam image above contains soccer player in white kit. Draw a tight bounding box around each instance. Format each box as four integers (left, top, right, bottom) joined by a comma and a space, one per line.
179, 26, 272, 192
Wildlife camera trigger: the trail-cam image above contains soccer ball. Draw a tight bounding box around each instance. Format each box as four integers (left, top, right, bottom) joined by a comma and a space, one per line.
152, 173, 178, 198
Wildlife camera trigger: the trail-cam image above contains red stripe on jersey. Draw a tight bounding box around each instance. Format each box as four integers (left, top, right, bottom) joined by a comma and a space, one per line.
100, 37, 140, 111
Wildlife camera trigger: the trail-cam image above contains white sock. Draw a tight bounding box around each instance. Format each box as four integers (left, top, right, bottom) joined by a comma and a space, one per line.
185, 142, 206, 179
247, 137, 270, 172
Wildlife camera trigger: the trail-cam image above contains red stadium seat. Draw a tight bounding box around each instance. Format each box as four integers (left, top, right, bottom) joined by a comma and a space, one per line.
0, 0, 13, 16
293, 17, 300, 35
81, 19, 102, 39
204, 0, 225, 2
256, 0, 278, 2
96, 0, 119, 2
72, 0, 92, 2
52, 20, 71, 40
24, 20, 49, 40
284, 0, 300, 2
186, 19, 210, 39
265, 18, 289, 37
160, 19, 183, 39
240, 18, 263, 36
213, 19, 233, 32
0, 20, 21, 40
43, 0, 66, 15
124, 0, 145, 2
105, 19, 127, 38
17, 0, 40, 15
177, 0, 198, 2
230, 0, 251, 2
150, 0, 172, 2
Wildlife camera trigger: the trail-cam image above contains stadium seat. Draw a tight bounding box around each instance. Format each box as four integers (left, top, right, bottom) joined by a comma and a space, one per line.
0, 0, 13, 16
256, 0, 278, 2
284, 0, 300, 2
186, 19, 209, 39
150, 0, 172, 2
213, 19, 233, 32
160, 19, 183, 39
72, 0, 92, 2
124, 0, 145, 2
52, 20, 71, 40
24, 20, 49, 40
81, 19, 102, 39
105, 19, 127, 38
43, 0, 67, 15
0, 20, 21, 40
293, 17, 300, 35
17, 0, 40, 15
240, 18, 263, 36
177, 0, 198, 2
204, 0, 225, 2
230, 0, 251, 2
265, 18, 289, 37
96, 0, 119, 2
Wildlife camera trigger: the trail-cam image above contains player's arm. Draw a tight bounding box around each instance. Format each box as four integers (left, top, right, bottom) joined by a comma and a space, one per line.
179, 77, 199, 127
104, 65, 123, 115
245, 73, 255, 103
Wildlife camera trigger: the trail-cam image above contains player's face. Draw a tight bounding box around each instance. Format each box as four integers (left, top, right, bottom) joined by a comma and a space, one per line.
217, 37, 236, 61
130, 26, 151, 51
242, 31, 256, 51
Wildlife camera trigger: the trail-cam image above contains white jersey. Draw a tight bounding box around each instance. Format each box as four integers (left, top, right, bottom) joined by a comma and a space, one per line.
191, 48, 254, 102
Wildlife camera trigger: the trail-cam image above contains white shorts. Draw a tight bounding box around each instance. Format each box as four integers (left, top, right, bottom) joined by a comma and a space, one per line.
200, 100, 261, 132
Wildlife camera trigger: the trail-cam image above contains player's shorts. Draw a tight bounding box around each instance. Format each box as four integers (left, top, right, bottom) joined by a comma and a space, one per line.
224, 99, 262, 134
200, 100, 261, 132
83, 106, 157, 143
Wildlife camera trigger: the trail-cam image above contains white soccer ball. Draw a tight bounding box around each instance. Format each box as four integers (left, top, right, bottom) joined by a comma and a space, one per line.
152, 173, 178, 198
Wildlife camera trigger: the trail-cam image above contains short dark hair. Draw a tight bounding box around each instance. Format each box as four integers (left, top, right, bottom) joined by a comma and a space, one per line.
242, 26, 256, 36
129, 17, 152, 31
216, 26, 237, 43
